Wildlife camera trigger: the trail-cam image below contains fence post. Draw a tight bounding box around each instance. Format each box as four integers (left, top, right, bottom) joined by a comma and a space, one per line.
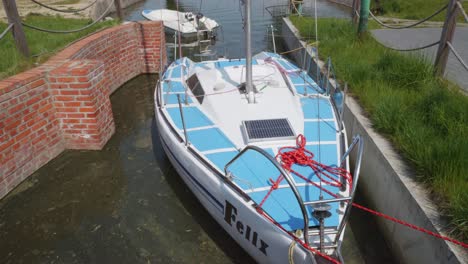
434, 0, 459, 76
357, 0, 370, 36
113, 0, 123, 21
2, 0, 30, 57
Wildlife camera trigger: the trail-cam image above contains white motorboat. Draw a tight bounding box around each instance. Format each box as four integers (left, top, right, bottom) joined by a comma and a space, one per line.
154, 1, 363, 263
142, 9, 219, 40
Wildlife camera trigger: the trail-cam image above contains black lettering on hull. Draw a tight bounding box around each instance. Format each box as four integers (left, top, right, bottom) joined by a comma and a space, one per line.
224, 200, 269, 256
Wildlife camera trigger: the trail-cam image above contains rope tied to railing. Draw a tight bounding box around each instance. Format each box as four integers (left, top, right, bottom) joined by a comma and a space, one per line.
254, 134, 467, 264
0, 24, 14, 41
369, 4, 448, 29
30, 0, 99, 13
22, 0, 113, 34
257, 134, 352, 208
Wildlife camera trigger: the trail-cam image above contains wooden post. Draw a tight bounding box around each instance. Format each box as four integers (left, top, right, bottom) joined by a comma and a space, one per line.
113, 0, 123, 21
2, 0, 30, 57
434, 0, 459, 76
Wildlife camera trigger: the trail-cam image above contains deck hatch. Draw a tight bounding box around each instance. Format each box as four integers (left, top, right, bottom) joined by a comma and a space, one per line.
243, 118, 295, 142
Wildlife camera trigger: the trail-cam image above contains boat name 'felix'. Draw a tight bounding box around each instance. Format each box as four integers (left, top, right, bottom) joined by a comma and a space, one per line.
224, 200, 269, 255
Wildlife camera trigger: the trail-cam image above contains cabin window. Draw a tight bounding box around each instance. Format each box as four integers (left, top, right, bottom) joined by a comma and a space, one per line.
186, 74, 205, 104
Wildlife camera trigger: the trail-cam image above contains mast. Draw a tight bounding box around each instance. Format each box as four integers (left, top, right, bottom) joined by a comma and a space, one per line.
245, 0, 254, 104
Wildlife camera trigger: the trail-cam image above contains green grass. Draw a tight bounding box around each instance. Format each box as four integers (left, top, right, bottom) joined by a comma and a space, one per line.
371, 0, 468, 22
0, 14, 117, 79
290, 16, 468, 241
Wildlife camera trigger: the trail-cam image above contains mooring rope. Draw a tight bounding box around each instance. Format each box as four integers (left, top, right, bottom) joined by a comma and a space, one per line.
254, 134, 467, 264
30, 0, 99, 13
369, 4, 448, 30
22, 0, 113, 34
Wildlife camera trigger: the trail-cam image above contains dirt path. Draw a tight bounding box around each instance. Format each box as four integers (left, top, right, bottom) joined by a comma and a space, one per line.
0, 0, 97, 21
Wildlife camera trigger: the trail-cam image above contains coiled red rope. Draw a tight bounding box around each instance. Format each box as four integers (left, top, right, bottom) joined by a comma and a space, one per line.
256, 134, 467, 264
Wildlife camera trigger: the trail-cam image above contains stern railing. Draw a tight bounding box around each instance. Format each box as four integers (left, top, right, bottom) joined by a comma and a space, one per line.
224, 145, 311, 245
223, 135, 364, 250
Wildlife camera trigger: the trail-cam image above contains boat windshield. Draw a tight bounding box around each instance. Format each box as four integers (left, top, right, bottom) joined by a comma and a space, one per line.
186, 74, 205, 104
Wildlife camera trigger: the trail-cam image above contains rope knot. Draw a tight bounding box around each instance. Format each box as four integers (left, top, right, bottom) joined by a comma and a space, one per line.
269, 178, 280, 190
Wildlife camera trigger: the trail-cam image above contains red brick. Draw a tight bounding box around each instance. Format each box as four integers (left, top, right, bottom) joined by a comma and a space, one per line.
38, 104, 53, 113
16, 128, 32, 139
64, 102, 82, 107
8, 103, 25, 115
63, 119, 80, 124
28, 79, 45, 89
26, 96, 40, 106
32, 120, 47, 131
70, 83, 91, 89
0, 140, 14, 152
56, 107, 78, 113
79, 107, 95, 113
67, 113, 85, 118
5, 120, 21, 131
50, 83, 68, 89
57, 77, 75, 83
55, 96, 75, 101
60, 90, 80, 96
32, 133, 47, 145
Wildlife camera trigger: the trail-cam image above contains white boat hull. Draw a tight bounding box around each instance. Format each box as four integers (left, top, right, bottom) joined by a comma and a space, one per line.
155, 106, 316, 264
142, 9, 219, 39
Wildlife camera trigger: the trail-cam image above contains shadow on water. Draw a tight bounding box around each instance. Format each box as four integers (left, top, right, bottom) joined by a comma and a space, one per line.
0, 75, 252, 264
150, 118, 256, 264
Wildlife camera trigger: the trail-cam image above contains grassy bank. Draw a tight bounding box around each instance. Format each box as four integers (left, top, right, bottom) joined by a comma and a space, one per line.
0, 14, 117, 79
290, 16, 467, 241
371, 0, 468, 22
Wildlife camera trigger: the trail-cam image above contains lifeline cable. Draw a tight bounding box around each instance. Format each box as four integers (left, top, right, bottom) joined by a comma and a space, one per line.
369, 4, 448, 30
458, 1, 468, 23
0, 24, 13, 41
373, 39, 440, 52
30, 0, 98, 13
22, 0, 113, 34
447, 41, 468, 71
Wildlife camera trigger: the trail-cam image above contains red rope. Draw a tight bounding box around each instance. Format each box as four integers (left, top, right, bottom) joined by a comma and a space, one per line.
255, 134, 467, 263
351, 203, 468, 249
257, 208, 341, 264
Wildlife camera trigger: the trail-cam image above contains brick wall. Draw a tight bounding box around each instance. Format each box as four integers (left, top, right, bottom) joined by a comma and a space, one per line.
0, 21, 166, 199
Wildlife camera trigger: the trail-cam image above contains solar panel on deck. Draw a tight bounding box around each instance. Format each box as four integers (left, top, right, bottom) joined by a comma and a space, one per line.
243, 118, 295, 142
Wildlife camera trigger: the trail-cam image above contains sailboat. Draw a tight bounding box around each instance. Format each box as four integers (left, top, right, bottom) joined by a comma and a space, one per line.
154, 0, 363, 263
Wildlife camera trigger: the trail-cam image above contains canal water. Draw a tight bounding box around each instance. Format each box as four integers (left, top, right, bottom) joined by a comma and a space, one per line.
0, 1, 395, 263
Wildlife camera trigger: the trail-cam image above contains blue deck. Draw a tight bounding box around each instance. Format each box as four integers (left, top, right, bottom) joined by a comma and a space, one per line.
162, 56, 341, 232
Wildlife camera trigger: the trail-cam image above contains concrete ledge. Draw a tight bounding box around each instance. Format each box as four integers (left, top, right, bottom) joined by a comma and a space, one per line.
282, 17, 467, 264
